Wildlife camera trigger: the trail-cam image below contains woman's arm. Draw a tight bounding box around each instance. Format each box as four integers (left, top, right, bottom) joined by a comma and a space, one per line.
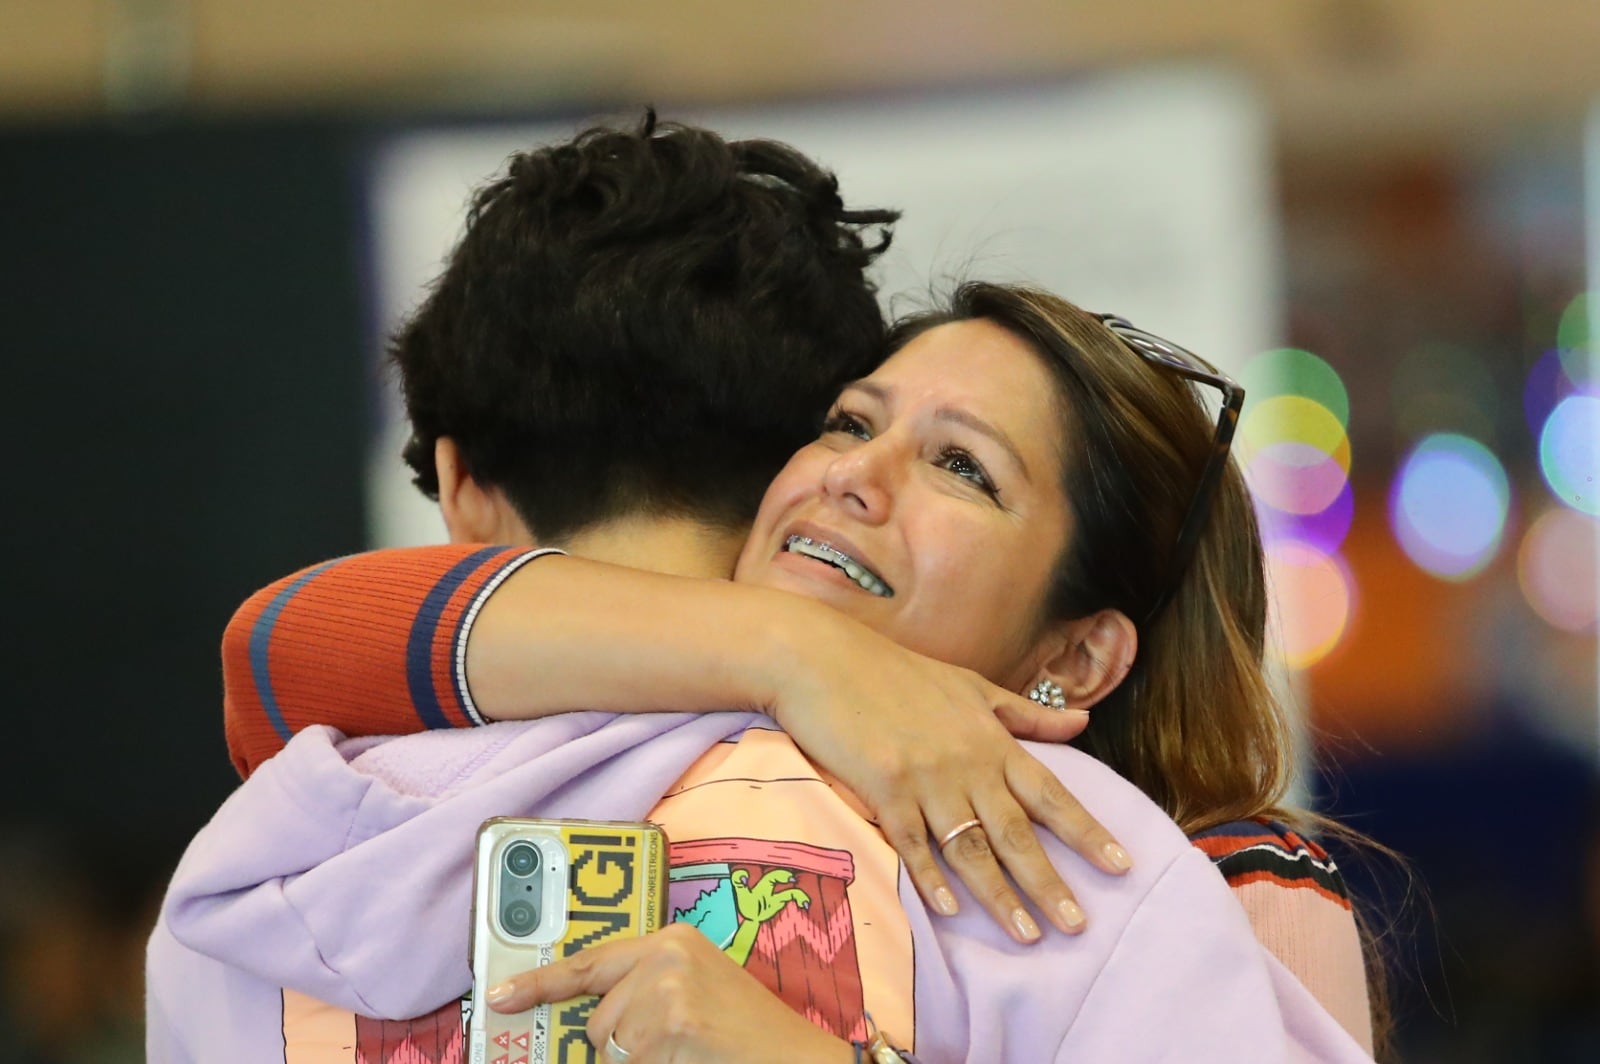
223, 545, 1131, 939
222, 545, 556, 778
222, 544, 913, 771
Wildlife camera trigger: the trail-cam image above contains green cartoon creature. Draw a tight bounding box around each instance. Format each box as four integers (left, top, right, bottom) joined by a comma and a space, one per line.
726, 868, 811, 965
670, 861, 811, 966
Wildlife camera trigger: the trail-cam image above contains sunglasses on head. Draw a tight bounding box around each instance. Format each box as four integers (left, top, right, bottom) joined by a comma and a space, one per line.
1094, 313, 1246, 626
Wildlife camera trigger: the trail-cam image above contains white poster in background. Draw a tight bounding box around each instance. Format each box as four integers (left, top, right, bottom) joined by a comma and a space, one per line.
365, 65, 1282, 548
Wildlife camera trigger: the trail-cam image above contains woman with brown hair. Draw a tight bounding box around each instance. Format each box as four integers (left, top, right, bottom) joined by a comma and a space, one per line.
160, 283, 1375, 1061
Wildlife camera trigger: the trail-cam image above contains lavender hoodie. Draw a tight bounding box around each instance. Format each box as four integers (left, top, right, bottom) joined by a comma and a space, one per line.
149, 713, 1373, 1062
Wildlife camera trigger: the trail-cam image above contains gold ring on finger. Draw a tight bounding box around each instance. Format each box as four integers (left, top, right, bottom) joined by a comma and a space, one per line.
937, 818, 984, 850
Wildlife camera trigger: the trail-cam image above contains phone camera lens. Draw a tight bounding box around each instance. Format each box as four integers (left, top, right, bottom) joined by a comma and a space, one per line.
504, 842, 540, 877
502, 899, 538, 937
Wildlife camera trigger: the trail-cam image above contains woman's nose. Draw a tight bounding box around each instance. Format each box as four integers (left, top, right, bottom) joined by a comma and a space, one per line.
821, 437, 897, 522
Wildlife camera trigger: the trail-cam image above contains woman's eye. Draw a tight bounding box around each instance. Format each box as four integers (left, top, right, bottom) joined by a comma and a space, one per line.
821, 410, 872, 440
938, 448, 998, 498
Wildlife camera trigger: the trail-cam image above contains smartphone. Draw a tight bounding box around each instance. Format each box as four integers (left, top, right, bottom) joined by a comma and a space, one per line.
468, 817, 669, 1064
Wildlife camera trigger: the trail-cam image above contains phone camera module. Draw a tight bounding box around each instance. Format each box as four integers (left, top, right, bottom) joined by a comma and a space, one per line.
504, 841, 540, 877
501, 899, 539, 938
495, 836, 550, 939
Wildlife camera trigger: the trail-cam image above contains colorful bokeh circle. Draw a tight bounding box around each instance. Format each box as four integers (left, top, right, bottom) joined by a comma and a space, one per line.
1389, 434, 1510, 581
1539, 394, 1600, 516
1516, 507, 1599, 632
1241, 348, 1350, 427
1256, 480, 1354, 556
1556, 292, 1594, 390
1239, 395, 1352, 473
1265, 540, 1354, 670
1248, 440, 1349, 515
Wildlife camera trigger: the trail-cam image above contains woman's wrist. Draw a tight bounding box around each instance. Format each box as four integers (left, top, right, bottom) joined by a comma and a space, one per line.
738, 586, 869, 729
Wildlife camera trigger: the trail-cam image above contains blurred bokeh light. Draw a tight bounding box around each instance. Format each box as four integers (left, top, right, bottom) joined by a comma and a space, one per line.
1249, 441, 1351, 515
1517, 506, 1600, 632
1241, 393, 1352, 471
1389, 433, 1512, 580
1556, 291, 1594, 388
1266, 539, 1355, 670
1539, 393, 1600, 514
1258, 477, 1356, 555
1242, 346, 1350, 426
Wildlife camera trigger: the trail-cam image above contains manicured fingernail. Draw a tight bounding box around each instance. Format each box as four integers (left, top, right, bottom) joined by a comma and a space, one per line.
486, 982, 514, 1006
933, 886, 959, 915
1012, 908, 1041, 942
1102, 842, 1132, 872
1057, 899, 1086, 932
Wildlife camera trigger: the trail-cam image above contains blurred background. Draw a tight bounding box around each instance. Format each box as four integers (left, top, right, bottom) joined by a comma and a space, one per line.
4, 2, 1599, 1061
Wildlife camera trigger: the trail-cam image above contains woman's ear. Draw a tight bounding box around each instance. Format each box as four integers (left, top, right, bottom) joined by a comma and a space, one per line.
1031, 609, 1138, 712
436, 437, 521, 544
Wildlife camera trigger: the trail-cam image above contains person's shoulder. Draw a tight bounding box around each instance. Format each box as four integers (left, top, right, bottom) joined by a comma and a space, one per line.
1189, 817, 1352, 904
1020, 740, 1196, 858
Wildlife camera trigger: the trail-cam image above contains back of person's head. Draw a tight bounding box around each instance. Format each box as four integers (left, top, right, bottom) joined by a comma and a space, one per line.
887, 282, 1288, 834
393, 111, 899, 543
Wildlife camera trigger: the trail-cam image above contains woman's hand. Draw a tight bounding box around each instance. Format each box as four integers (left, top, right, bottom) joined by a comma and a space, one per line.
485, 925, 850, 1064
760, 601, 1132, 943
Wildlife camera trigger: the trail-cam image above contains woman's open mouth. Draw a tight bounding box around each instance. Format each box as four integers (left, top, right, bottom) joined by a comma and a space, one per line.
783, 535, 894, 598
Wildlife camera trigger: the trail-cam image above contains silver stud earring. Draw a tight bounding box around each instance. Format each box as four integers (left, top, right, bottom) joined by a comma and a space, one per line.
1028, 679, 1067, 710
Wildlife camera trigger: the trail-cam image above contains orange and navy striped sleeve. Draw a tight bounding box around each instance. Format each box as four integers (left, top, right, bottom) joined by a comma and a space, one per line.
1189, 819, 1352, 907
221, 545, 559, 779
1190, 819, 1374, 1052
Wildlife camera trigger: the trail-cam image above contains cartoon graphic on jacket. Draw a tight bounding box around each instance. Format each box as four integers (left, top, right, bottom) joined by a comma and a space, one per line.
677, 855, 812, 963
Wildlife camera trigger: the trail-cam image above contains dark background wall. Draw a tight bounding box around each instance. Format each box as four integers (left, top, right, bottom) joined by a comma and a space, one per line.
1, 120, 370, 889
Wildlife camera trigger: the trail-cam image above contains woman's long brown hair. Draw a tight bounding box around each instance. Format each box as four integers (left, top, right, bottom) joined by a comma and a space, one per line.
889, 282, 1395, 1056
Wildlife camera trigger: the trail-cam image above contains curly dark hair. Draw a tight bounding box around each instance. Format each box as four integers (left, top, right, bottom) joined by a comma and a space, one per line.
392, 112, 900, 542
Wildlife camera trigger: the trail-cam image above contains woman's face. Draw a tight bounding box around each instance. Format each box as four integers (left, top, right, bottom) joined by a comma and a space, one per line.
734, 319, 1074, 688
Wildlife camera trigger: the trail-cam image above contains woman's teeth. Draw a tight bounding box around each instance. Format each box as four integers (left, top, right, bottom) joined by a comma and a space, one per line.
783, 536, 894, 598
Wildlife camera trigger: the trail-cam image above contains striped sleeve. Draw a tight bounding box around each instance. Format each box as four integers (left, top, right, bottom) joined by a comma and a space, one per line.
221, 545, 559, 779
1189, 819, 1351, 906
1190, 819, 1374, 1053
